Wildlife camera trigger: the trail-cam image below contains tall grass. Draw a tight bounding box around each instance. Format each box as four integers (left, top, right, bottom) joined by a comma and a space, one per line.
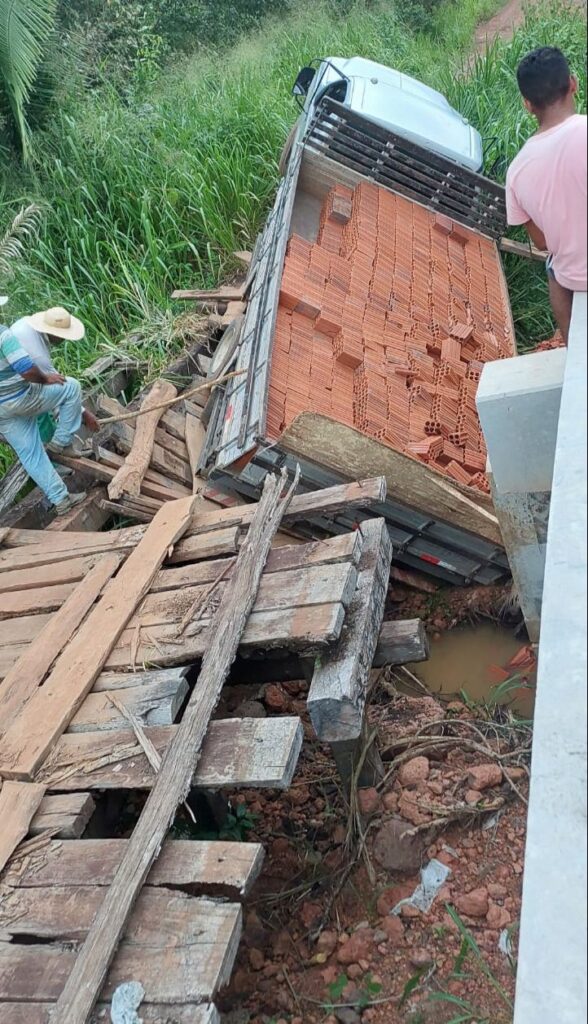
0, 0, 586, 378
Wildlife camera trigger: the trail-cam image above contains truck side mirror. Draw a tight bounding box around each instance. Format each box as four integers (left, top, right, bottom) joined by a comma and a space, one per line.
293, 66, 316, 97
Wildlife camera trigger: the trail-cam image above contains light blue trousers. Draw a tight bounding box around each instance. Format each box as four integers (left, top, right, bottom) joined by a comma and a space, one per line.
0, 378, 83, 505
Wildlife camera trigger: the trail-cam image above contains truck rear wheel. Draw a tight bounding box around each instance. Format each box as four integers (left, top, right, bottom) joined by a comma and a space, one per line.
278, 119, 300, 177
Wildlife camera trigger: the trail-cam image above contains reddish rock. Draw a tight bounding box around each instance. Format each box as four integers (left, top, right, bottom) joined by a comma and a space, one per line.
316, 930, 338, 956
274, 930, 292, 957
398, 791, 430, 826
289, 786, 310, 807
379, 915, 405, 946
427, 780, 444, 796
373, 818, 426, 873
322, 966, 339, 985
467, 763, 503, 791
465, 789, 484, 805
506, 767, 527, 781
487, 883, 508, 900
486, 903, 512, 929
347, 963, 364, 980
336, 929, 375, 966
382, 791, 399, 812
249, 948, 265, 971
300, 901, 322, 929
410, 948, 434, 967
357, 787, 382, 817
456, 887, 490, 918
264, 684, 288, 711
398, 756, 430, 787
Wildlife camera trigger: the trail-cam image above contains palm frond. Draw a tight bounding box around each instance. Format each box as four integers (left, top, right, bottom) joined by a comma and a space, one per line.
0, 0, 57, 160
0, 202, 44, 277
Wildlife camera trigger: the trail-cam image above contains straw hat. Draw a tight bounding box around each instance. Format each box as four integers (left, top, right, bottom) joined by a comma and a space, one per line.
26, 306, 85, 341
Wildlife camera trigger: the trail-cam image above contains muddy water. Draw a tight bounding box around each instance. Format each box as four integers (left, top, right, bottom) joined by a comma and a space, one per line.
408, 622, 536, 717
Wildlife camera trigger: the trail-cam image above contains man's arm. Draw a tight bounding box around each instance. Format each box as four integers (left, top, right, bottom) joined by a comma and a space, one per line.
0, 333, 65, 385
522, 218, 548, 253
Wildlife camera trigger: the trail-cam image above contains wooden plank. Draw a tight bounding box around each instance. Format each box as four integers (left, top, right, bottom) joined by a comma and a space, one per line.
0, 497, 196, 781
0, 554, 103, 594
93, 666, 189, 693
6, 838, 263, 897
280, 413, 502, 545
374, 618, 430, 666
0, 1005, 219, 1024
102, 602, 345, 671
108, 414, 193, 492
69, 673, 189, 732
499, 236, 548, 261
170, 526, 240, 563
51, 471, 297, 1024
0, 886, 242, 945
172, 285, 245, 302
98, 394, 190, 464
0, 782, 45, 872
185, 405, 207, 493
39, 716, 303, 792
308, 519, 392, 743
0, 556, 122, 740
187, 476, 388, 535
30, 793, 95, 839
153, 530, 363, 591
0, 902, 241, 1002
160, 405, 188, 440
0, 523, 145, 556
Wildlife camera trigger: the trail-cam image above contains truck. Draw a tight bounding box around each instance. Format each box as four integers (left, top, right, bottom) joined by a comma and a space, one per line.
198, 57, 512, 587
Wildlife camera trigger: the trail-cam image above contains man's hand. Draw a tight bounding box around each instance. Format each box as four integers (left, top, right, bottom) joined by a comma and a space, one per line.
82, 409, 100, 432
44, 371, 66, 385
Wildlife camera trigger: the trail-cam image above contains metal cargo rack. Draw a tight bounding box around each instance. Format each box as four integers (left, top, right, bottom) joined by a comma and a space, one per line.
199, 101, 510, 586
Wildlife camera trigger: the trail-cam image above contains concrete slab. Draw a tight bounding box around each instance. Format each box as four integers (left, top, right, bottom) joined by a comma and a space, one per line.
477, 347, 566, 494
514, 294, 587, 1024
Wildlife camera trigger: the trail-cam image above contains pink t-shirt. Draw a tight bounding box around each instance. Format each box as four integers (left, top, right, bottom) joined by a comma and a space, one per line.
506, 114, 587, 291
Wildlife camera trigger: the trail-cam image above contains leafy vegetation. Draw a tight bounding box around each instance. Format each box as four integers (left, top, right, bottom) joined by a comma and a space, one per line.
0, 0, 585, 476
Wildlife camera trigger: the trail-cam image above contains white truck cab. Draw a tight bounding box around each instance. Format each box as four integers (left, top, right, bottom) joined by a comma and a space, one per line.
292, 56, 483, 172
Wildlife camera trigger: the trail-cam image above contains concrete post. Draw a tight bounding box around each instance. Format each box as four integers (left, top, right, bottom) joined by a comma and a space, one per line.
477, 347, 566, 641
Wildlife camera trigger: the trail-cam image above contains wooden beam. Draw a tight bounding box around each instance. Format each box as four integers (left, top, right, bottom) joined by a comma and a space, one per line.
51, 449, 190, 504
6, 838, 263, 897
51, 470, 296, 1023
0, 553, 105, 594
499, 236, 548, 261
0, 555, 123, 739
30, 793, 95, 839
0, 782, 45, 872
172, 285, 245, 302
308, 518, 392, 743
0, 497, 195, 781
374, 618, 430, 666
0, 904, 241, 1002
280, 413, 502, 544
39, 716, 303, 792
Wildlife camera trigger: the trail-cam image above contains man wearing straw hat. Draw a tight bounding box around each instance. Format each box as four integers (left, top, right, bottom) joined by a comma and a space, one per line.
0, 305, 97, 515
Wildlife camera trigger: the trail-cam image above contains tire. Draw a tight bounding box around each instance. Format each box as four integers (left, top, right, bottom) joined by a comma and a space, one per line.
278, 119, 301, 177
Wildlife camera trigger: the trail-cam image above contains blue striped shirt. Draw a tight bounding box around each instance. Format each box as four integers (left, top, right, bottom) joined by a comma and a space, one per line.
0, 329, 34, 403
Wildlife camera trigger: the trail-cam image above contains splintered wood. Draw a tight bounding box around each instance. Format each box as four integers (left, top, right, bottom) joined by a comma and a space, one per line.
108, 379, 177, 500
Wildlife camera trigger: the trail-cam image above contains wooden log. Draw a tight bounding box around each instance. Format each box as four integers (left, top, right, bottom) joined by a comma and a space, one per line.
0, 904, 241, 1002
373, 619, 430, 666
30, 793, 95, 839
38, 716, 303, 792
69, 673, 189, 732
107, 379, 178, 500
280, 413, 501, 544
6, 838, 263, 897
0, 1004, 219, 1024
0, 782, 45, 872
0, 497, 196, 781
51, 471, 297, 1024
106, 414, 192, 490
185, 403, 207, 494
98, 395, 190, 463
308, 518, 392, 744
0, 555, 123, 739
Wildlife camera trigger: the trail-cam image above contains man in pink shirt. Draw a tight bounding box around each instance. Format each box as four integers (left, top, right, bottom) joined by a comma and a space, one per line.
506, 47, 587, 343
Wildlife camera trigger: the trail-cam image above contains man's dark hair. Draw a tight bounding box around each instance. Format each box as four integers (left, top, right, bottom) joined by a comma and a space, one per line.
517, 47, 572, 108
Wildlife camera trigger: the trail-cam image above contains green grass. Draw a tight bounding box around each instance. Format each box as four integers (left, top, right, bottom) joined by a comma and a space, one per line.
0, 0, 585, 480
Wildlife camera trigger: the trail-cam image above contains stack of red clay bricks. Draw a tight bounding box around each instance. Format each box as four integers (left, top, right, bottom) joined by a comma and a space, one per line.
268, 181, 517, 494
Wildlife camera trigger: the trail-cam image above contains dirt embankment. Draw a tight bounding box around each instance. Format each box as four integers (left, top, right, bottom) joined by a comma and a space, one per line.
473, 0, 586, 54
